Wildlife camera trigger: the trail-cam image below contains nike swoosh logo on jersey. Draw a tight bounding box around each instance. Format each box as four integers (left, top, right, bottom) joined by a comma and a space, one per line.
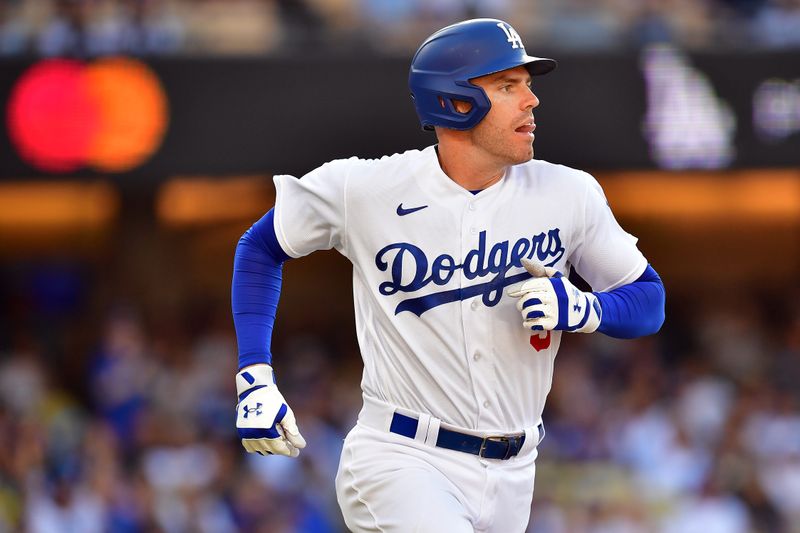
396, 203, 428, 216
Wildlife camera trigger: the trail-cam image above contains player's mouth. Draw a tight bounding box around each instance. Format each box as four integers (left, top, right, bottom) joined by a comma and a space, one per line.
514, 121, 536, 139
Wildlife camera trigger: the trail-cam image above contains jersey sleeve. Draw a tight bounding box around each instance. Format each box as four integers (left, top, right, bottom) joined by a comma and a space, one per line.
272, 158, 353, 258
570, 174, 648, 292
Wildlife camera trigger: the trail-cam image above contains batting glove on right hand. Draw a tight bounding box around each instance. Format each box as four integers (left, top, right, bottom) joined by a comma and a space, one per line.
236, 364, 306, 457
507, 259, 602, 333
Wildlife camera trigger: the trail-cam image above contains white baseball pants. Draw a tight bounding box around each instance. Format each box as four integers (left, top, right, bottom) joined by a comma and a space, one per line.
335, 397, 543, 533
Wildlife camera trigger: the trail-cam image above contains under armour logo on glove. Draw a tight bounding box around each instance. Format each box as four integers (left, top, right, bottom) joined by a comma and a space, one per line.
572, 289, 583, 313
235, 365, 307, 457
242, 403, 263, 418
506, 259, 602, 334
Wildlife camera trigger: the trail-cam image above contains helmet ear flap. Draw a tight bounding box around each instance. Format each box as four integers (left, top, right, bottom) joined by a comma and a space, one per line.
414, 83, 491, 131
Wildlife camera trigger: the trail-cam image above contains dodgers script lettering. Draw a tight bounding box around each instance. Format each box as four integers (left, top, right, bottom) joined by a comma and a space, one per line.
375, 228, 566, 316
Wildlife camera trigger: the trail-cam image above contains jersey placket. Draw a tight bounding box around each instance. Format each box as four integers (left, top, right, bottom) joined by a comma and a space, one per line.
459, 195, 499, 428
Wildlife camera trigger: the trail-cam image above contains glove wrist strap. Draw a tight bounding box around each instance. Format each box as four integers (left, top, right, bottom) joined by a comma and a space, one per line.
580, 292, 602, 333
236, 364, 275, 396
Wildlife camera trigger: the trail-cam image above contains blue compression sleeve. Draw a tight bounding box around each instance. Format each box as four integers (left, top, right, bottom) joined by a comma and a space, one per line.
594, 265, 665, 339
231, 209, 290, 369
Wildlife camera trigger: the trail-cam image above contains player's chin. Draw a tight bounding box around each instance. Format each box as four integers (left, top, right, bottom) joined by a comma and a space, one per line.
510, 143, 534, 164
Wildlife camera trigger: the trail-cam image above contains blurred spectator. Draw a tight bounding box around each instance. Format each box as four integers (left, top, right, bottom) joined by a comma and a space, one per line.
628, 0, 677, 46
87, 307, 157, 447
659, 481, 752, 533
752, 0, 800, 48
26, 474, 106, 533
0, 347, 46, 417
0, 0, 30, 55
36, 0, 92, 57
675, 371, 734, 448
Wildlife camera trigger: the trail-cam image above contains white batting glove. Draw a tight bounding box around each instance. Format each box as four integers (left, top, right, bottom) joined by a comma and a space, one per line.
236, 364, 306, 457
506, 259, 602, 333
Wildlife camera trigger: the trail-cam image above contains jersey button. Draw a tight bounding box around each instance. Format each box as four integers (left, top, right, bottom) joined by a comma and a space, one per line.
473, 351, 481, 361
469, 227, 478, 235
470, 300, 478, 310
468, 202, 476, 211
483, 400, 490, 408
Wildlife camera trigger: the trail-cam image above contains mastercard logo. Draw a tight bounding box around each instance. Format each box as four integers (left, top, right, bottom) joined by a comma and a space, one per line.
7, 58, 168, 174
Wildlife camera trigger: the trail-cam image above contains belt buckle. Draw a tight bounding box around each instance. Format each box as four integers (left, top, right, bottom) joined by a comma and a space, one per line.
479, 435, 511, 459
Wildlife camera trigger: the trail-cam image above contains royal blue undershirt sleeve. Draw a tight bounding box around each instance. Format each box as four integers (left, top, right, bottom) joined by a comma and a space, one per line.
231, 209, 290, 370
594, 265, 665, 339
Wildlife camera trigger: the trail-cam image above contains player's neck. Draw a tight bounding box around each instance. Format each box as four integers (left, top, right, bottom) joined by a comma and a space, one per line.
435, 143, 506, 192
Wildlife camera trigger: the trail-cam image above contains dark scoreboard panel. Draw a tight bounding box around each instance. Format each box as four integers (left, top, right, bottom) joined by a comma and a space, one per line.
0, 49, 798, 183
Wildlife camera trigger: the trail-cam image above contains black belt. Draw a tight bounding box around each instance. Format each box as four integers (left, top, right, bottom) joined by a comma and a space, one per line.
389, 412, 537, 460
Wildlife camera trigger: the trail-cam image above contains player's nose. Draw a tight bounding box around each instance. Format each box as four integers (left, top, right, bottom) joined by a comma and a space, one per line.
522, 87, 540, 110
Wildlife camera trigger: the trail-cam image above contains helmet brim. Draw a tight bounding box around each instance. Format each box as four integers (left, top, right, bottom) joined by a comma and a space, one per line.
470, 56, 557, 81
525, 57, 557, 76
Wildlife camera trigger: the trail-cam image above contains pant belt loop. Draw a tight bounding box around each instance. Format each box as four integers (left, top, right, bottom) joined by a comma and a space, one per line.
423, 417, 441, 447
414, 413, 431, 443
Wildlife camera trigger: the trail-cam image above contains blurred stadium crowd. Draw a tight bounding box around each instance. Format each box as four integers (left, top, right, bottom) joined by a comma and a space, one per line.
0, 0, 800, 57
1, 259, 799, 532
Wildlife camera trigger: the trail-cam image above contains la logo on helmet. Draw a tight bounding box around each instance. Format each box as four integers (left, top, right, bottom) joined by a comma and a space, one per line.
497, 22, 524, 50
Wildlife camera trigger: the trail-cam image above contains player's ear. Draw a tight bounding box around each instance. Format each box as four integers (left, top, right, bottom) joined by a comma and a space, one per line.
437, 96, 473, 115
453, 99, 472, 114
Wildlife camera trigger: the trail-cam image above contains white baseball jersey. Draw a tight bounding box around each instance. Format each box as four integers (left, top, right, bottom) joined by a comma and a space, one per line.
273, 145, 647, 433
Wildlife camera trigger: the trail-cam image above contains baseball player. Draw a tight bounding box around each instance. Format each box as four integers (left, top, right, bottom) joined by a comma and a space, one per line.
231, 18, 665, 532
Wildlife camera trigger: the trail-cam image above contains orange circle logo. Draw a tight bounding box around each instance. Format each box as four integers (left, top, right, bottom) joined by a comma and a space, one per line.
7, 58, 169, 173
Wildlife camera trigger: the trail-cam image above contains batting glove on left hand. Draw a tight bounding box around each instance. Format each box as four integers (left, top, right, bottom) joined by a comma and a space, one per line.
507, 259, 602, 333
236, 364, 306, 457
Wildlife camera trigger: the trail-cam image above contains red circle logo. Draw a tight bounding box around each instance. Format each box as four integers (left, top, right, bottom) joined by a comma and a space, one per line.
7, 58, 169, 174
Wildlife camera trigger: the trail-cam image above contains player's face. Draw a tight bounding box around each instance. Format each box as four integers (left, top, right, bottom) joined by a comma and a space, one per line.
469, 66, 540, 165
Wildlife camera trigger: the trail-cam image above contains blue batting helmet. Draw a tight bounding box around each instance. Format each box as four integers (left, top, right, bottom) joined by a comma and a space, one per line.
409, 19, 556, 131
